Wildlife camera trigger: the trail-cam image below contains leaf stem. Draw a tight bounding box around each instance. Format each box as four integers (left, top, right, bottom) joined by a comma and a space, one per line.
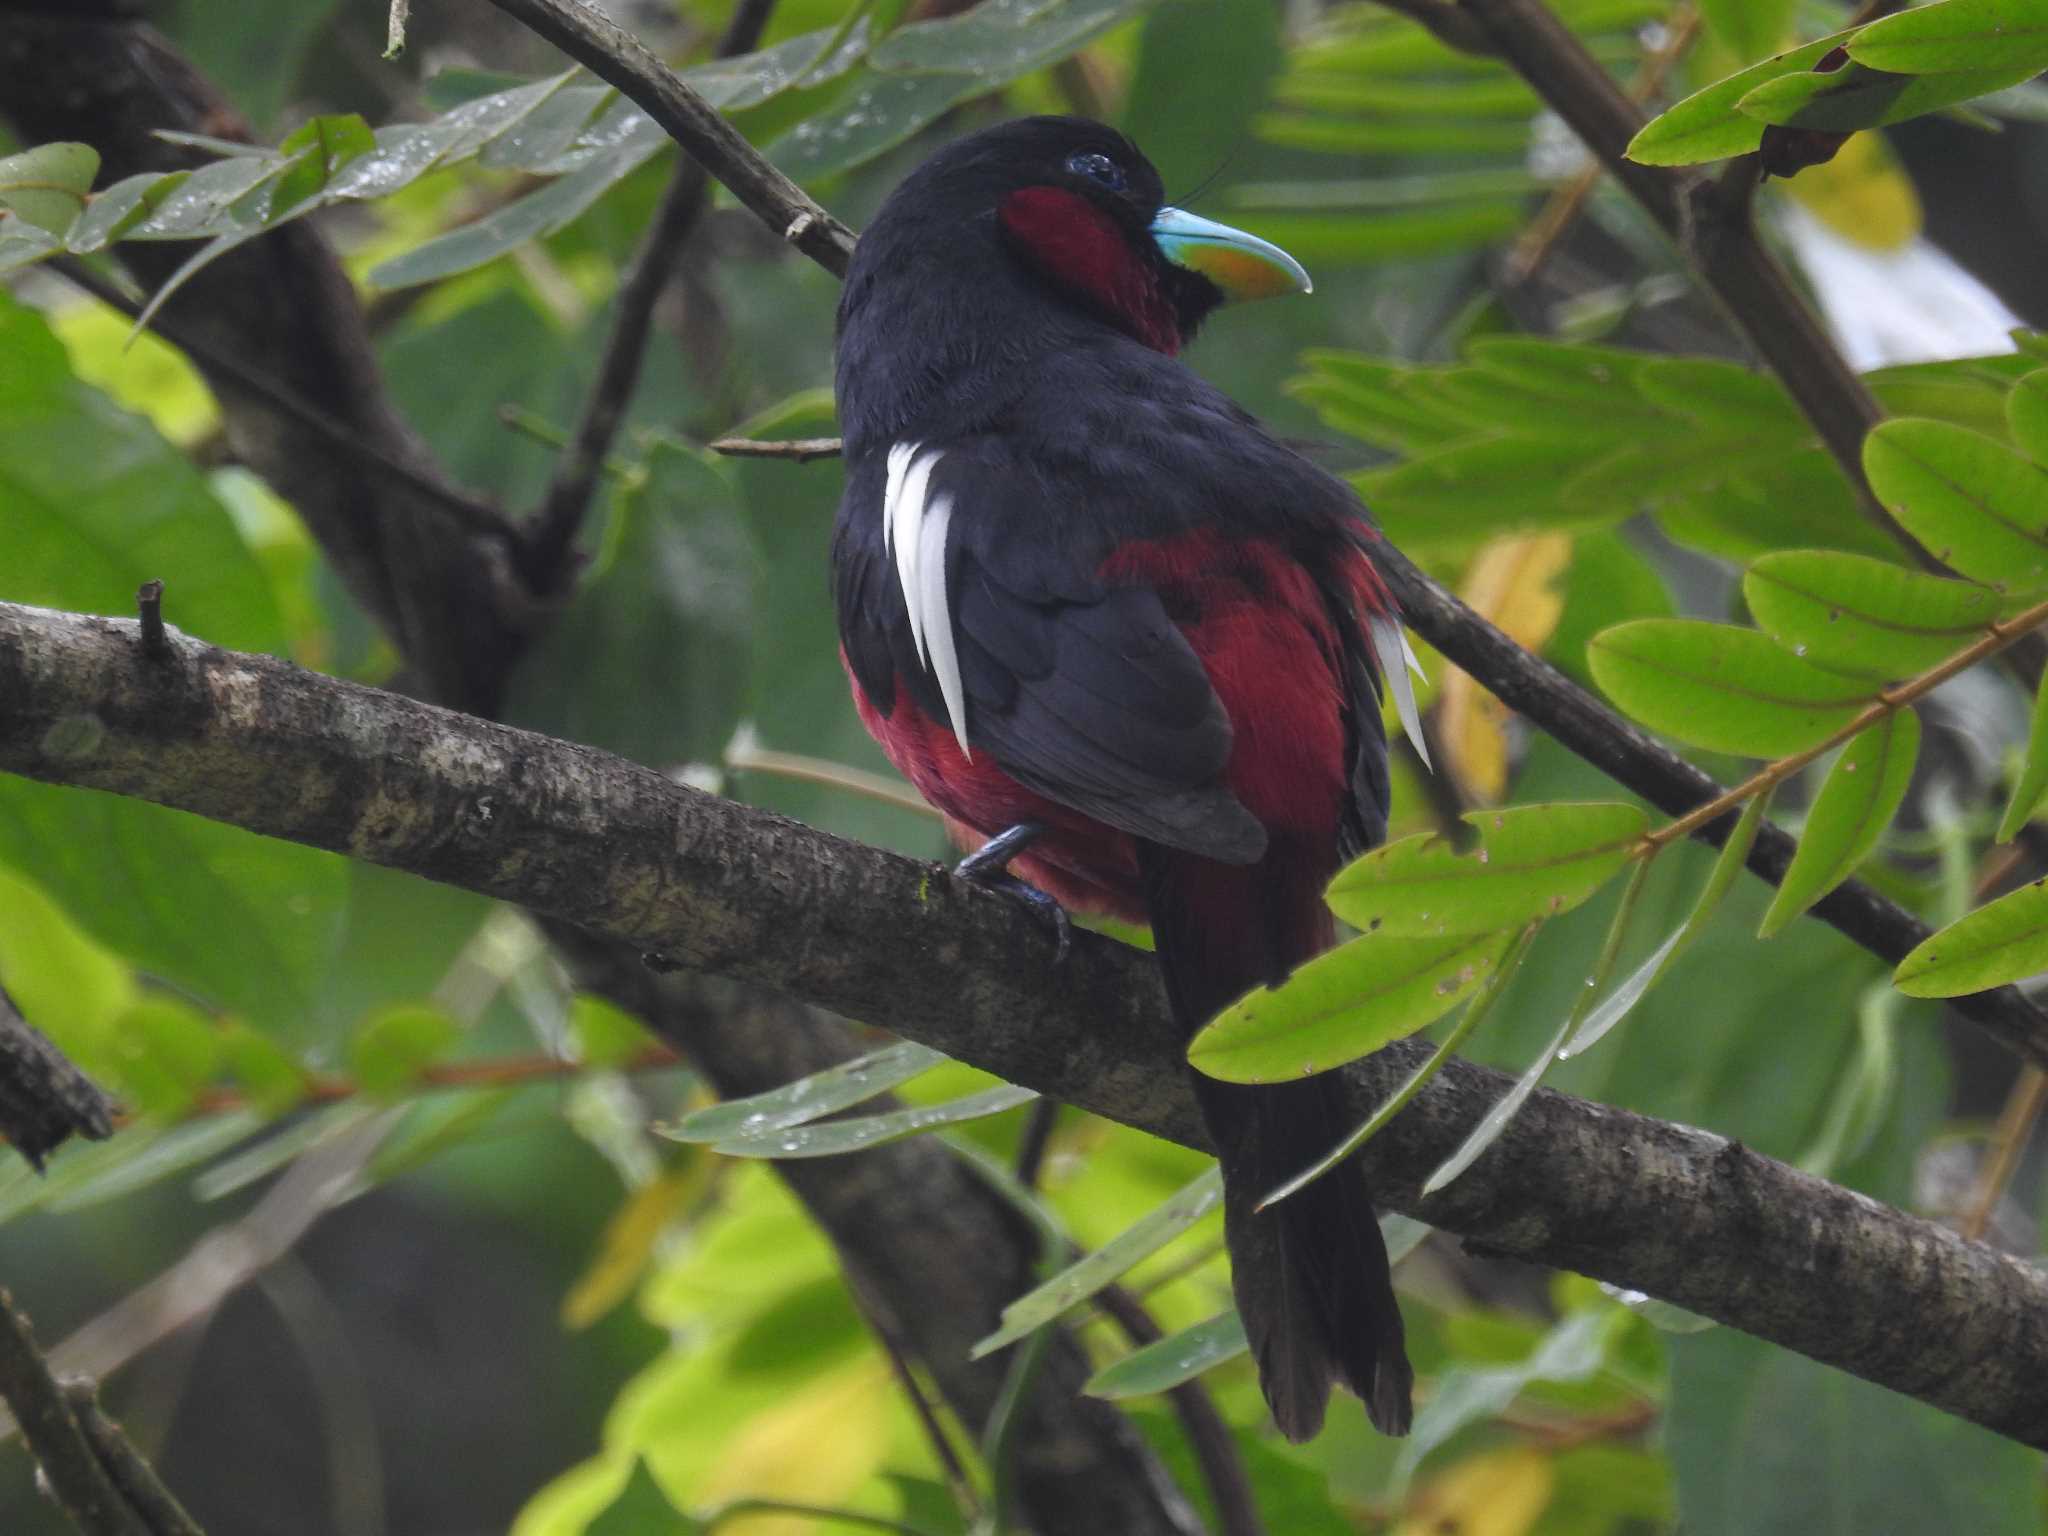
1642, 591, 2048, 855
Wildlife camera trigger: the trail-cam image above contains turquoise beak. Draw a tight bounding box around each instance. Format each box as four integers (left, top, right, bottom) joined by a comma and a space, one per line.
1150, 207, 1313, 302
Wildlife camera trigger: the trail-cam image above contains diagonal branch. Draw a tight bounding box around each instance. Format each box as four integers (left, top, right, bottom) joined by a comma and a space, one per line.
478, 0, 858, 275
6, 600, 2048, 1449
520, 0, 783, 589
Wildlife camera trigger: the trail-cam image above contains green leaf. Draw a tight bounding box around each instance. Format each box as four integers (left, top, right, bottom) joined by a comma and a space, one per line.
67, 171, 193, 253
1562, 791, 1771, 1058
1735, 60, 2044, 134
1998, 663, 2048, 843
1588, 620, 1876, 756
1627, 31, 1852, 165
1084, 1310, 1247, 1398
567, 994, 658, 1071
1188, 929, 1515, 1084
348, 1004, 461, 1097
1848, 0, 2048, 76
869, 0, 1148, 77
1121, 0, 1284, 196
763, 69, 981, 182
1759, 711, 1920, 937
660, 1041, 945, 1143
39, 1112, 267, 1217
972, 1168, 1223, 1358
1326, 802, 1648, 938
1742, 550, 1997, 678
1397, 1310, 1621, 1484
219, 1023, 310, 1116
109, 996, 222, 1117
0, 142, 98, 235
278, 112, 377, 174
2009, 368, 2048, 466
1286, 924, 1536, 1207
1895, 876, 2048, 995
710, 1083, 1038, 1157
1864, 419, 2048, 592
369, 142, 659, 289
1667, 1329, 2041, 1536
0, 215, 60, 276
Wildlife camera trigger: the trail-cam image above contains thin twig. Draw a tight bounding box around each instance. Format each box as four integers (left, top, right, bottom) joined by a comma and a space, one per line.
1013, 1099, 1060, 1190
63, 1384, 208, 1536
134, 581, 168, 660
1644, 593, 2048, 853
1095, 1286, 1265, 1536
1961, 1066, 2048, 1243
479, 0, 858, 274
860, 1296, 984, 1523
520, 0, 781, 591
1504, 2, 1701, 286
708, 435, 846, 462
0, 1289, 147, 1536
48, 259, 515, 545
724, 738, 940, 818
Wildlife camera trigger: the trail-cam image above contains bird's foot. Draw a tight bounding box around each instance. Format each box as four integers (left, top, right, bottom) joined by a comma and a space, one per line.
955, 822, 1071, 964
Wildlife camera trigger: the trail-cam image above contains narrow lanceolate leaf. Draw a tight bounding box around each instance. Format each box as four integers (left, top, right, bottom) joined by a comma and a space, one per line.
1997, 665, 2048, 843
2010, 369, 2048, 467
710, 1082, 1037, 1158
1743, 550, 1997, 679
1263, 924, 1538, 1210
658, 1041, 946, 1143
972, 1168, 1223, 1358
1563, 792, 1770, 1058
1326, 802, 1647, 937
1848, 0, 2048, 77
1588, 620, 1876, 756
1865, 420, 2048, 593
0, 142, 99, 235
1735, 60, 2044, 135
1896, 878, 2048, 995
1626, 32, 1852, 165
1759, 711, 1921, 937
1085, 1310, 1248, 1398
1188, 929, 1515, 1084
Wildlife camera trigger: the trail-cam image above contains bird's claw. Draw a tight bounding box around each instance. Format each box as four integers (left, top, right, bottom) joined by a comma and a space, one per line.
955, 822, 1071, 964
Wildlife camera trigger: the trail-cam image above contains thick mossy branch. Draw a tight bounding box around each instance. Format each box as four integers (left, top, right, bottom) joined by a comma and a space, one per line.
5, 600, 2048, 1449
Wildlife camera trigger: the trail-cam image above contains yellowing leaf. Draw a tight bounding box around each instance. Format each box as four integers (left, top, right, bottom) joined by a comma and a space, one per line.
561, 1162, 707, 1330
690, 1357, 892, 1531
1781, 130, 1921, 251
1442, 534, 1572, 801
1397, 1446, 1556, 1536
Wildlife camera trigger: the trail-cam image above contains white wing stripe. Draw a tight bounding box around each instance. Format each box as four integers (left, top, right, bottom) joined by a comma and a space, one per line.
1371, 616, 1431, 771
881, 441, 970, 759
882, 441, 918, 557
919, 491, 970, 757
893, 449, 941, 659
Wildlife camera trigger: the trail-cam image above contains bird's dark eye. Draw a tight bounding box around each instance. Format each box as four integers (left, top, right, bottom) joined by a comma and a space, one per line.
1065, 151, 1126, 192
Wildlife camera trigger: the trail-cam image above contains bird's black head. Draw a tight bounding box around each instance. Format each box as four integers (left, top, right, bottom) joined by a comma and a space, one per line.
841, 116, 1310, 360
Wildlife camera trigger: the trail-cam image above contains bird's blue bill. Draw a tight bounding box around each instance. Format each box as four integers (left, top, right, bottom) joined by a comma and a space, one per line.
1150, 207, 1313, 302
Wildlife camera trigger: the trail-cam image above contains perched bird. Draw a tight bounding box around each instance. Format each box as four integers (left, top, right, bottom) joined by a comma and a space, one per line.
831, 116, 1420, 1439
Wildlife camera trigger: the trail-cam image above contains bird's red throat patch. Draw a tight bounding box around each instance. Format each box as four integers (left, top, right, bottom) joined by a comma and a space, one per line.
998, 187, 1181, 355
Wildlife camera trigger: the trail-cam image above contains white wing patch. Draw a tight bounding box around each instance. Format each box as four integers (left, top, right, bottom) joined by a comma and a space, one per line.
1371, 615, 1431, 770
882, 441, 971, 758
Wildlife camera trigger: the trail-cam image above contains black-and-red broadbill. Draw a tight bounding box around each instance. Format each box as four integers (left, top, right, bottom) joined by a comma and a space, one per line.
830, 116, 1425, 1440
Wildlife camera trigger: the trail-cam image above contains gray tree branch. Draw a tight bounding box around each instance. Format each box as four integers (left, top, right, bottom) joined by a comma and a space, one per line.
6, 600, 2047, 1449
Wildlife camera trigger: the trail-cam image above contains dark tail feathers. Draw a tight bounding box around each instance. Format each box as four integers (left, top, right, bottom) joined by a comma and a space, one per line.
1193, 1072, 1413, 1440
1140, 841, 1414, 1440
